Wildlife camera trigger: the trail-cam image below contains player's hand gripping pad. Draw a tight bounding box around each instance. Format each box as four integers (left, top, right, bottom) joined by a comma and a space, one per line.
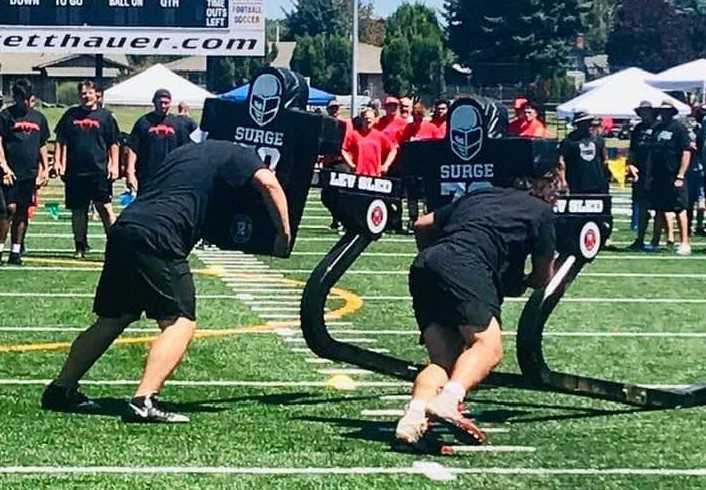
198, 67, 343, 256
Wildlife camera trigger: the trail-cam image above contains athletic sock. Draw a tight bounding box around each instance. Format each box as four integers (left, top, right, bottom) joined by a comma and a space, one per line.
407, 398, 427, 415
441, 380, 466, 402
0, 243, 5, 254
11, 243, 20, 254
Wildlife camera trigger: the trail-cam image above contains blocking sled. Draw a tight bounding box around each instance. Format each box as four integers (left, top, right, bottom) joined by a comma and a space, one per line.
300, 97, 706, 409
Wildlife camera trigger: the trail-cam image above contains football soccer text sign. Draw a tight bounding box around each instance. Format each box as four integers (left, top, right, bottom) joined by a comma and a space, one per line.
0, 0, 264, 55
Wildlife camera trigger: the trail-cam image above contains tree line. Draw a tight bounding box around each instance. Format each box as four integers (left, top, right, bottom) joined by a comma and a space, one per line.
205, 0, 706, 96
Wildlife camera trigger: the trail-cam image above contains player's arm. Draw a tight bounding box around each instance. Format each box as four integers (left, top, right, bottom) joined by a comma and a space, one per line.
125, 149, 138, 191
0, 136, 15, 186
341, 149, 356, 170
37, 145, 49, 187
675, 128, 692, 188
380, 146, 398, 175
557, 153, 568, 192
525, 212, 556, 289
252, 168, 291, 258
54, 142, 66, 177
108, 144, 120, 181
413, 212, 436, 250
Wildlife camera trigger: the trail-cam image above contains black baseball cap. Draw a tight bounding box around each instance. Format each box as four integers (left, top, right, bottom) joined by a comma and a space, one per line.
153, 88, 172, 101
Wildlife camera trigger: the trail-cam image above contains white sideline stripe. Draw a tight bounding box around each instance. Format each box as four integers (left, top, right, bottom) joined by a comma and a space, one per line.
5, 465, 706, 478
258, 269, 706, 279
23, 222, 104, 226
380, 394, 411, 401
329, 329, 706, 338
291, 348, 312, 353
258, 314, 300, 319
243, 301, 300, 306
0, 266, 102, 272
361, 409, 404, 416
304, 358, 333, 364
24, 233, 107, 238
0, 379, 410, 388
359, 296, 706, 304
251, 307, 299, 312
290, 251, 706, 260
377, 427, 511, 435
0, 293, 248, 300
318, 368, 373, 375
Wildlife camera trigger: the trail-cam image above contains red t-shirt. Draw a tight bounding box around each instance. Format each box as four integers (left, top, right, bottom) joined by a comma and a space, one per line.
509, 118, 549, 138
396, 120, 441, 144
430, 118, 446, 139
373, 115, 407, 143
345, 128, 394, 177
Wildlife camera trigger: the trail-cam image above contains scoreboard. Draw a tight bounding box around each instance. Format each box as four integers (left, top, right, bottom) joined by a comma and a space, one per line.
0, 0, 264, 55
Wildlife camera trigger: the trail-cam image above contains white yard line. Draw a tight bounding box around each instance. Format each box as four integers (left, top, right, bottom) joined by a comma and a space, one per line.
328, 329, 706, 338
2, 465, 706, 478
359, 296, 706, 304
0, 379, 409, 388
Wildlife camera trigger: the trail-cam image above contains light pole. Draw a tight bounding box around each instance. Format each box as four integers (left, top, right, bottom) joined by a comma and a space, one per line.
351, 0, 359, 116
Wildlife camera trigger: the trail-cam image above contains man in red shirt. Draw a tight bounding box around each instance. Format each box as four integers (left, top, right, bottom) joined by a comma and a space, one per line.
374, 96, 408, 143
400, 97, 414, 122
430, 98, 449, 138
321, 99, 355, 169
509, 101, 549, 138
508, 97, 529, 135
344, 108, 396, 176
396, 103, 440, 145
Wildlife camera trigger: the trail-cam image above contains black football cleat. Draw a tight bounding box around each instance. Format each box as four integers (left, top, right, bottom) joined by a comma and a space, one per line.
7, 253, 21, 266
41, 382, 101, 412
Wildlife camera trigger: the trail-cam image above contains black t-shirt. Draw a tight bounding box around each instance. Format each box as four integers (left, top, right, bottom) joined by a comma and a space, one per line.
116, 140, 265, 258
128, 112, 190, 186
650, 118, 690, 178
179, 115, 198, 135
0, 105, 49, 181
55, 106, 119, 177
416, 187, 555, 300
629, 121, 654, 191
560, 130, 607, 193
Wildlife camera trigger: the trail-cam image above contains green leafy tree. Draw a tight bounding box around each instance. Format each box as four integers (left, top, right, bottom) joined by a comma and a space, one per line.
445, 0, 582, 80
579, 0, 620, 52
291, 34, 352, 93
324, 35, 353, 93
381, 37, 412, 95
284, 0, 346, 38
206, 43, 277, 93
382, 3, 446, 95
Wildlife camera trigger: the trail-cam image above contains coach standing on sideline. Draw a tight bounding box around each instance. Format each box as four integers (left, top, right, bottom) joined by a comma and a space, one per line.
54, 80, 119, 258
125, 89, 190, 193
0, 79, 50, 265
42, 140, 291, 423
558, 112, 609, 193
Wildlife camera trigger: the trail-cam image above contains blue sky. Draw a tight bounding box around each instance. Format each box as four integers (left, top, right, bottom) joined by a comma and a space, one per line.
264, 0, 445, 19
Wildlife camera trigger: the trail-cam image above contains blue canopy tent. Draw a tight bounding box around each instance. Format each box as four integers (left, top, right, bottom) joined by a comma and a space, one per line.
219, 83, 336, 106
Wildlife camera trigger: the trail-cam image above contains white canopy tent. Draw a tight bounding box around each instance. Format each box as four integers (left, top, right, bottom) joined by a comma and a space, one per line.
557, 77, 691, 120
103, 64, 214, 108
647, 58, 706, 92
581, 67, 654, 92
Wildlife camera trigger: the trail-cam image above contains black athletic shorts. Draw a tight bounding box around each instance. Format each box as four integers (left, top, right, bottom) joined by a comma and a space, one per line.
650, 178, 689, 212
65, 174, 113, 210
2, 179, 34, 208
409, 264, 500, 341
93, 224, 196, 321
0, 184, 6, 218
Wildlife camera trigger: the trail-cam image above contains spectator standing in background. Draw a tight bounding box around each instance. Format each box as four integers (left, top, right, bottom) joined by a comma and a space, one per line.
510, 102, 549, 138
396, 102, 440, 145
508, 97, 529, 135
54, 80, 119, 258
430, 98, 449, 138
649, 101, 692, 255
125, 89, 190, 193
177, 101, 198, 135
374, 97, 407, 142
0, 79, 50, 265
626, 101, 658, 250
558, 112, 609, 193
344, 108, 396, 177
400, 97, 414, 122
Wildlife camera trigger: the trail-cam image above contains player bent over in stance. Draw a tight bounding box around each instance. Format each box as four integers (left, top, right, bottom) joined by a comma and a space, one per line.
395, 173, 558, 446
41, 141, 291, 423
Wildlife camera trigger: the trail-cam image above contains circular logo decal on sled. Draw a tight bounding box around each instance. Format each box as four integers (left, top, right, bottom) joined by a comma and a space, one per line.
366, 199, 388, 235
231, 214, 253, 244
579, 221, 600, 259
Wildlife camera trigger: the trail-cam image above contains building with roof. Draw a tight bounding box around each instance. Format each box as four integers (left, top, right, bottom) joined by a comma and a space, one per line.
0, 53, 131, 104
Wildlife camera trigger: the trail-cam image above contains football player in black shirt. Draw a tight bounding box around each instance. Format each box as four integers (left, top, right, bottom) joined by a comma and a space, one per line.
558, 112, 609, 194
54, 80, 119, 258
0, 79, 50, 265
395, 171, 557, 446
649, 101, 692, 255
626, 101, 658, 250
42, 141, 291, 423
125, 89, 190, 193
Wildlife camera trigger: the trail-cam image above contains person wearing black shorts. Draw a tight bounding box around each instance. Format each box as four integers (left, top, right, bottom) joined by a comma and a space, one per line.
395, 177, 556, 446
0, 79, 50, 265
649, 101, 692, 255
626, 101, 658, 250
54, 80, 119, 258
41, 140, 291, 423
558, 111, 609, 194
125, 89, 190, 193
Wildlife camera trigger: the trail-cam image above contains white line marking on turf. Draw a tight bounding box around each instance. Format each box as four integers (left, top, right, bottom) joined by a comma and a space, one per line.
317, 369, 373, 375
330, 329, 706, 338
447, 446, 536, 453
4, 465, 706, 478
358, 296, 706, 304
377, 427, 511, 434
264, 269, 706, 279
0, 379, 409, 388
0, 293, 260, 300
361, 409, 404, 416
0, 266, 102, 272
304, 358, 333, 364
